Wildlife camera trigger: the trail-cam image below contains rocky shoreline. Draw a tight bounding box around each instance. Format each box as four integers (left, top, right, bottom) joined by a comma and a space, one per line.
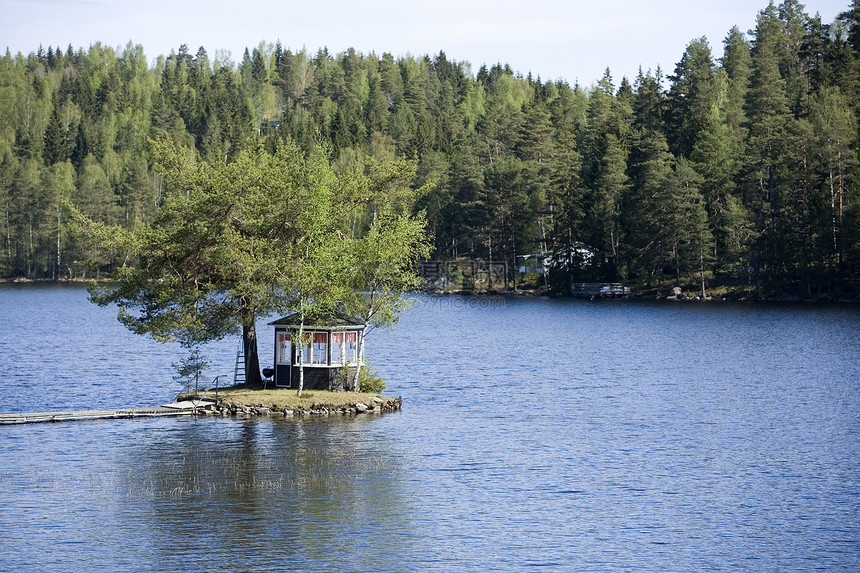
426, 286, 858, 304
192, 396, 403, 418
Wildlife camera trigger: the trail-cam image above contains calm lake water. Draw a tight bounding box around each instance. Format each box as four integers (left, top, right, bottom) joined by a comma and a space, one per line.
0, 284, 858, 572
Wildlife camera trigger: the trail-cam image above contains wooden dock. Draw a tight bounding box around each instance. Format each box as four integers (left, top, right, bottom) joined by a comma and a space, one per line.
0, 400, 211, 425
571, 283, 632, 298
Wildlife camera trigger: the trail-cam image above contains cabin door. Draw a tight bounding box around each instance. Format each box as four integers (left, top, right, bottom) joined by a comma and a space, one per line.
275, 331, 292, 388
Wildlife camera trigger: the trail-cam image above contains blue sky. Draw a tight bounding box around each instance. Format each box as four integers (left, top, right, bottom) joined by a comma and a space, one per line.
0, 0, 850, 86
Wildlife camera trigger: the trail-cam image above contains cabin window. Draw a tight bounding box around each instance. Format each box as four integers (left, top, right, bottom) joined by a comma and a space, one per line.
276, 332, 291, 365
332, 331, 358, 365
297, 332, 315, 365
311, 332, 328, 365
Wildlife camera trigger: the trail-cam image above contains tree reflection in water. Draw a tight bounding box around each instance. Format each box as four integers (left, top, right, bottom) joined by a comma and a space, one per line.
122, 416, 414, 570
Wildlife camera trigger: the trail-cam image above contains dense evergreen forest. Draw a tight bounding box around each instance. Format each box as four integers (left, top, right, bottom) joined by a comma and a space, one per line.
2, 0, 859, 298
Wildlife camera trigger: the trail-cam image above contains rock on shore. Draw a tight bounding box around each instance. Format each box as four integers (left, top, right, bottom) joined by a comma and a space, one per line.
196, 396, 403, 418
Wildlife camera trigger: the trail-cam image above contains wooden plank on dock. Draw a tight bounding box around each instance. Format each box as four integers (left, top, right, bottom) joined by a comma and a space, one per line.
0, 401, 209, 425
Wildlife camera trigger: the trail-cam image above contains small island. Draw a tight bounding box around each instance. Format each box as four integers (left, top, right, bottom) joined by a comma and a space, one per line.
178, 387, 402, 417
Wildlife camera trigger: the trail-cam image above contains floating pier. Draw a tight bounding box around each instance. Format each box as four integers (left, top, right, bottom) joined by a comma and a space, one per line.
571, 283, 632, 298
0, 400, 211, 425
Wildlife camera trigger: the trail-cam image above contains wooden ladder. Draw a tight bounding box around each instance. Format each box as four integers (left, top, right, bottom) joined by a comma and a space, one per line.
233, 344, 246, 385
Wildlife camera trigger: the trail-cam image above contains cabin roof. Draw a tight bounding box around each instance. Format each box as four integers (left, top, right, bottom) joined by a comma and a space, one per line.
268, 312, 365, 329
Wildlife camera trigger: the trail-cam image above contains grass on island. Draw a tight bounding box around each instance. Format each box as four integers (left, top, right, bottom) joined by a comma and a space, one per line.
179, 385, 394, 411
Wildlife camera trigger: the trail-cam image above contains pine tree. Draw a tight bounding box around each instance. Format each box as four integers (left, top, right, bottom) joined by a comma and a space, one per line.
42, 96, 68, 166
691, 99, 747, 276
547, 82, 586, 288
483, 157, 530, 288
810, 85, 857, 290
633, 68, 665, 135
592, 134, 630, 280
744, 2, 795, 290
624, 130, 673, 285
516, 96, 555, 254
777, 0, 812, 117
721, 26, 752, 144
669, 157, 713, 294
666, 37, 717, 157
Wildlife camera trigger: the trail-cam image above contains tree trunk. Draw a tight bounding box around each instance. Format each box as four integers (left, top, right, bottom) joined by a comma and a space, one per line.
297, 319, 305, 397
612, 219, 620, 281
488, 234, 493, 290
351, 328, 367, 392
55, 205, 61, 282
242, 321, 263, 388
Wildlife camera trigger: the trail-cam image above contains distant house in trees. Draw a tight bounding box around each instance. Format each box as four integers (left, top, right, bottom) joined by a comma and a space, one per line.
518, 252, 550, 275
259, 120, 282, 135
548, 243, 597, 271
519, 244, 597, 275
268, 313, 366, 391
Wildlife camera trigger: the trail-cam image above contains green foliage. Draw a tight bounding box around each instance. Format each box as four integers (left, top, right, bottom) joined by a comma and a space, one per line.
1, 2, 860, 299
70, 134, 429, 391
358, 364, 386, 394
172, 346, 208, 393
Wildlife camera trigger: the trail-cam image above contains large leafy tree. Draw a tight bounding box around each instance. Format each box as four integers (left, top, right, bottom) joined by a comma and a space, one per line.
71, 137, 429, 391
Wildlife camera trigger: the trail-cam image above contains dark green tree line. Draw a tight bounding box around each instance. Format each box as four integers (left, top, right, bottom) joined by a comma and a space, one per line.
1, 0, 859, 298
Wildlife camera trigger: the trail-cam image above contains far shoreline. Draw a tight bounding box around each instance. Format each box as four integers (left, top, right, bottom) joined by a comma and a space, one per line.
2, 277, 858, 304
422, 287, 860, 305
